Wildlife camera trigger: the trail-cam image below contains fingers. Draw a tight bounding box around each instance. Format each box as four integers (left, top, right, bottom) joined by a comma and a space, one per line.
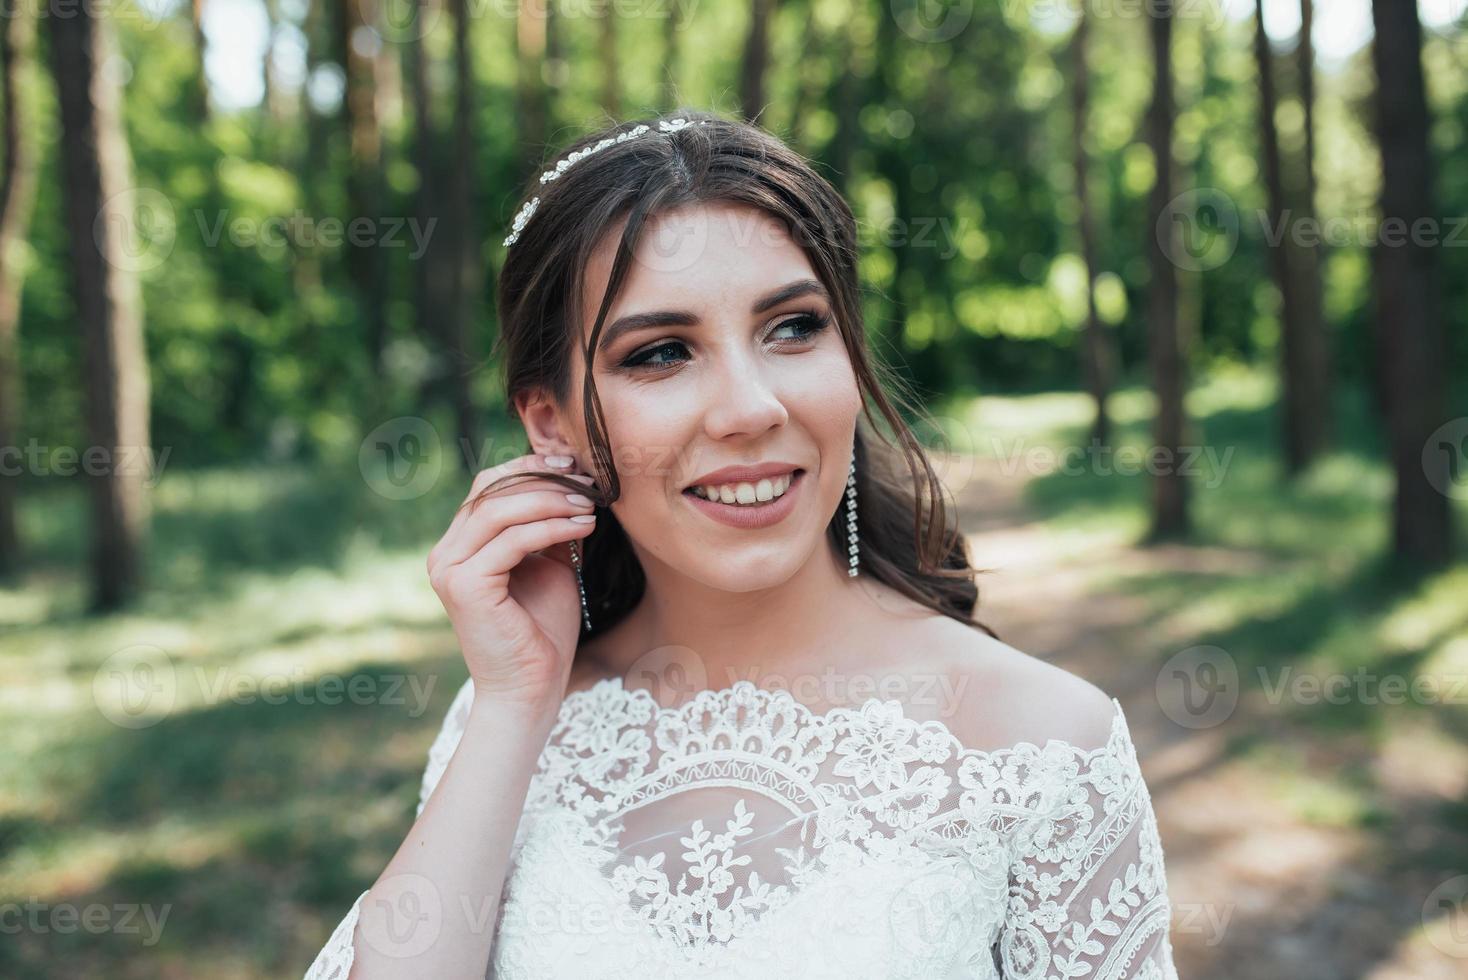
433, 487, 596, 570
429, 453, 597, 575
453, 513, 597, 587
454, 454, 568, 517
438, 454, 568, 544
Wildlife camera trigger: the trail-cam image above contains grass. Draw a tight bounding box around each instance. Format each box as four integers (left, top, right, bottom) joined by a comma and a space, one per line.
0, 450, 488, 978
3, 369, 1467, 975
945, 365, 1468, 864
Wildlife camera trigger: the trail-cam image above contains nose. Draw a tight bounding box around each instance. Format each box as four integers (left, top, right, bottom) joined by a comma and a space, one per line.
700, 346, 789, 440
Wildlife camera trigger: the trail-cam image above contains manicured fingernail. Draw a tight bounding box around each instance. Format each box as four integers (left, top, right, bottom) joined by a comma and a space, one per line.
568, 473, 597, 484
566, 493, 593, 506
545, 454, 574, 468
570, 514, 597, 523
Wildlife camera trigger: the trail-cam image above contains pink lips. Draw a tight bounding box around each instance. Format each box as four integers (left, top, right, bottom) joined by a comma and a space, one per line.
682, 469, 805, 530
683, 461, 804, 489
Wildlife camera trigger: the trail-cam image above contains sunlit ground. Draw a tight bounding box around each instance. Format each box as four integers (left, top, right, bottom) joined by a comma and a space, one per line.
948, 366, 1468, 976
2, 367, 1466, 977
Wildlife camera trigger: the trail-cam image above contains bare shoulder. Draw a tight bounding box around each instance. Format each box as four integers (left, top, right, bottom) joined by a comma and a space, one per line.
906, 614, 1119, 752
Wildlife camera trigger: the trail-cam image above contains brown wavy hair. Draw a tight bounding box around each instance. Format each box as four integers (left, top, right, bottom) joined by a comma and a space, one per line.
479, 107, 997, 644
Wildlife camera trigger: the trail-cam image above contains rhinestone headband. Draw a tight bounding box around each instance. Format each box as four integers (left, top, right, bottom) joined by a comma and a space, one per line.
502, 118, 710, 248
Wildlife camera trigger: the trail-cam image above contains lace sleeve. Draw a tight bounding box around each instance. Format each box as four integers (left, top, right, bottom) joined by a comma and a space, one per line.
995, 701, 1178, 980
302, 678, 478, 980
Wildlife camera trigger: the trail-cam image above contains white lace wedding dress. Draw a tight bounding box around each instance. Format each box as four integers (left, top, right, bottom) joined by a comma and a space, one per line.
305, 675, 1178, 979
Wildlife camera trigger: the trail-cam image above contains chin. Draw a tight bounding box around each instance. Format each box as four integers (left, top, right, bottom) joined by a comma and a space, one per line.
683, 541, 811, 592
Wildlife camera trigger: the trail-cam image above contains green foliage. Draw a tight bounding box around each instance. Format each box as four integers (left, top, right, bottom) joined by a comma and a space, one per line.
13, 1, 1467, 467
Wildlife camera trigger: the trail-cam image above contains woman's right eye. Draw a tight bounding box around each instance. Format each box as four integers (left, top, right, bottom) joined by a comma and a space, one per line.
621, 340, 690, 370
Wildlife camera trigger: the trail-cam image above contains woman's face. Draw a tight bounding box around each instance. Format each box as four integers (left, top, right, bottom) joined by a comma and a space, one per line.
571, 201, 862, 591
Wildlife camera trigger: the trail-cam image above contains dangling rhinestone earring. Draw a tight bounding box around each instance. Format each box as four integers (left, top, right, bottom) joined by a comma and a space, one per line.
845, 450, 860, 577
568, 539, 592, 632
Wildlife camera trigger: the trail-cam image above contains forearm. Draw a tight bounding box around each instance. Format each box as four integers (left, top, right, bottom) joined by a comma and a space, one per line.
346, 692, 560, 979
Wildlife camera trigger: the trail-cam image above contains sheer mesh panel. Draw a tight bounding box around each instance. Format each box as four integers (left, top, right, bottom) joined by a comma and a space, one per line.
305, 677, 1178, 980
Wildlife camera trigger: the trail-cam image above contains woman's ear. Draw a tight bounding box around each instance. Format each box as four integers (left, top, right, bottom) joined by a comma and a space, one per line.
516, 389, 580, 461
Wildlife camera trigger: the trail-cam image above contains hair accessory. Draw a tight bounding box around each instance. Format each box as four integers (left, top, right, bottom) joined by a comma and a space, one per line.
502, 118, 710, 247
846, 449, 860, 577
568, 538, 592, 632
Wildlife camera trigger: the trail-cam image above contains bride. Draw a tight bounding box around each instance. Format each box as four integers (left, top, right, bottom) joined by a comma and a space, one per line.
304, 109, 1178, 979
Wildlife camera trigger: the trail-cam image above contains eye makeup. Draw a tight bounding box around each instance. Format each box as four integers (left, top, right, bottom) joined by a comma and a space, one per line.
616, 310, 832, 372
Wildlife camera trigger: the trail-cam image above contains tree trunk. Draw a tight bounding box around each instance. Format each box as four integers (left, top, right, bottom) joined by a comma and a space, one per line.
787, 1, 820, 147
0, 7, 38, 576
1254, 0, 1314, 473
599, 0, 620, 118
831, 29, 858, 195
301, 0, 329, 191
1071, 6, 1114, 447
338, 0, 388, 376
259, 0, 291, 154
1146, 0, 1188, 539
48, 8, 152, 610
1292, 0, 1331, 464
191, 0, 211, 121
515, 0, 548, 179
739, 0, 773, 122
446, 0, 480, 467
1369, 0, 1451, 566
407, 0, 444, 358
661, 0, 681, 110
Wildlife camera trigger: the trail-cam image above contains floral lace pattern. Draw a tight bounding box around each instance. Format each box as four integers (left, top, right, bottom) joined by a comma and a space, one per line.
305, 677, 1178, 979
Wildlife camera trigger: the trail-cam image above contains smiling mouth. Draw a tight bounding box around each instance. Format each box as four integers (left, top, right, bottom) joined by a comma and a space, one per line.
682, 469, 804, 506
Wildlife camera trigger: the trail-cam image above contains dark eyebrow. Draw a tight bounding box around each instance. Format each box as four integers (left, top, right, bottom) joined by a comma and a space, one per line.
595, 278, 831, 353
750, 278, 830, 314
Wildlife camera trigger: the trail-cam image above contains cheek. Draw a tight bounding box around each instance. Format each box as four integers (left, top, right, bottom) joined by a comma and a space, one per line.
785, 348, 861, 432
597, 384, 699, 491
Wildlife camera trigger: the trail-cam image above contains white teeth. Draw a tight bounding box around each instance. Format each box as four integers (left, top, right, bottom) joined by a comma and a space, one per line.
691, 472, 794, 505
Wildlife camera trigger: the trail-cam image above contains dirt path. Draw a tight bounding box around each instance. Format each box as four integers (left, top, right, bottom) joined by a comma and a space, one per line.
947, 456, 1464, 980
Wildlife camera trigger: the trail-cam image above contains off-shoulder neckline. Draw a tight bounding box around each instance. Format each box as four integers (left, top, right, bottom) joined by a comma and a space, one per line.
557, 674, 1133, 764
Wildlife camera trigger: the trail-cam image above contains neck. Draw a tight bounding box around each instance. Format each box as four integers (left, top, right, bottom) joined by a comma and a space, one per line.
613, 537, 866, 700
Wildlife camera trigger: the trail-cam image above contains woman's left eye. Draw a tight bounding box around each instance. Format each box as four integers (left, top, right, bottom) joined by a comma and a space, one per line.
619, 312, 831, 372
769, 312, 832, 344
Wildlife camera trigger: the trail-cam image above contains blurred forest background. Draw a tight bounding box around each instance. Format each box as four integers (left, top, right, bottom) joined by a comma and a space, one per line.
1, 0, 1467, 977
